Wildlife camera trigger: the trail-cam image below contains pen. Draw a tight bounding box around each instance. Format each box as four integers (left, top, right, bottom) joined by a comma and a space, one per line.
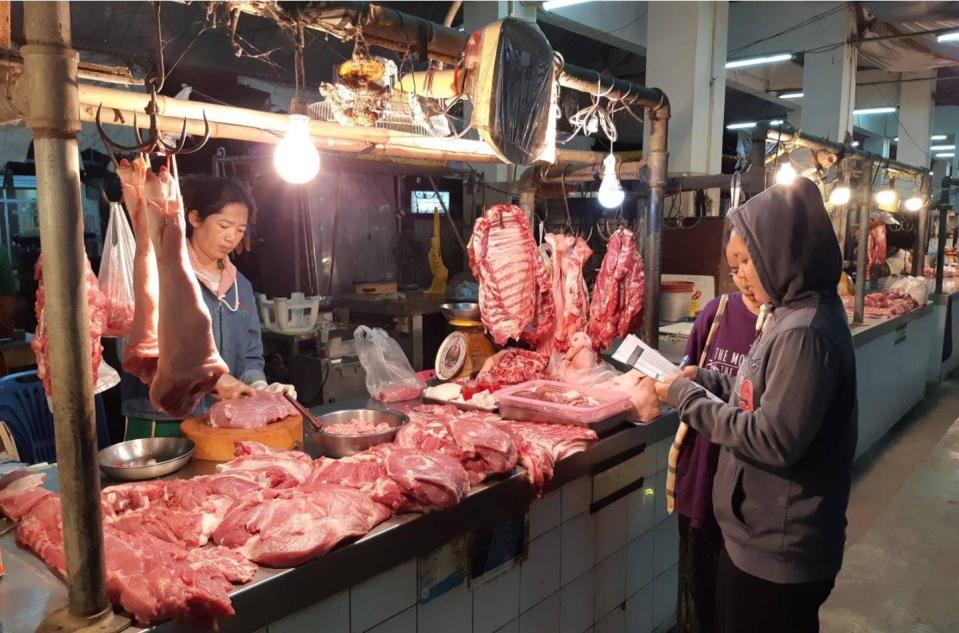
678, 355, 691, 371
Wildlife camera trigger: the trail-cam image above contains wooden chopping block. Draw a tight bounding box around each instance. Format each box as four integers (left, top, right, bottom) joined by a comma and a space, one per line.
180, 414, 303, 462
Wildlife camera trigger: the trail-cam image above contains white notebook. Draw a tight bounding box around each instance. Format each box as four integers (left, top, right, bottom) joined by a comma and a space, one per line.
612, 335, 725, 404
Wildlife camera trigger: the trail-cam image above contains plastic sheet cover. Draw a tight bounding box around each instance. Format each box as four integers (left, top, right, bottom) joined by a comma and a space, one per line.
468, 17, 556, 165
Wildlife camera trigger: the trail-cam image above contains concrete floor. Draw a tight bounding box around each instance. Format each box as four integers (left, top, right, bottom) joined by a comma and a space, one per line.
820, 377, 959, 633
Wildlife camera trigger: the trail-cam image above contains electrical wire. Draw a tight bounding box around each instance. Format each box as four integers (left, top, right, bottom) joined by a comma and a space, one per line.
729, 3, 850, 57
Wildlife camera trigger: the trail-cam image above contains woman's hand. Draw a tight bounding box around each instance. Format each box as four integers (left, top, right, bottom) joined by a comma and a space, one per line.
629, 377, 663, 422
214, 374, 255, 400
654, 373, 679, 401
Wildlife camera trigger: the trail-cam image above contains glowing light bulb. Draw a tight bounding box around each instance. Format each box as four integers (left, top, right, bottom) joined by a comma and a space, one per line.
874, 188, 898, 210
775, 162, 798, 185
274, 114, 320, 184
597, 153, 625, 208
828, 186, 851, 206
904, 196, 923, 212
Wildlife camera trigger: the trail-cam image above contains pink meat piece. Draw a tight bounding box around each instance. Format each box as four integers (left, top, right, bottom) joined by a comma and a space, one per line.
0, 471, 53, 521
31, 256, 106, 397
118, 157, 160, 383
189, 546, 258, 585
381, 446, 471, 512
476, 348, 548, 386
145, 167, 228, 417
15, 494, 67, 576
215, 441, 314, 488
206, 392, 298, 429
309, 450, 408, 510
447, 414, 518, 483
545, 234, 592, 352
867, 221, 887, 279
212, 483, 390, 567
587, 229, 645, 351
395, 416, 468, 461
496, 420, 598, 491
469, 204, 555, 346
376, 383, 424, 402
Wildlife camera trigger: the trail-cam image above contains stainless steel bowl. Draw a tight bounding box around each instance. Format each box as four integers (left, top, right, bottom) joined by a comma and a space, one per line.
98, 437, 195, 481
312, 409, 408, 458
440, 302, 481, 322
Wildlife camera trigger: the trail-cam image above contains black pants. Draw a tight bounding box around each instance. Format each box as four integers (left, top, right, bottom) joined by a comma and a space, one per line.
715, 548, 835, 633
677, 513, 723, 633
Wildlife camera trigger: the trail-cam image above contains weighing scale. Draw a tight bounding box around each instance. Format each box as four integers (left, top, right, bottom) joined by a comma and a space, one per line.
435, 303, 496, 380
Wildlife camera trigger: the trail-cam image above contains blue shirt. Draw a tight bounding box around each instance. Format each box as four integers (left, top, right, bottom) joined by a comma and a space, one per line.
119, 270, 266, 420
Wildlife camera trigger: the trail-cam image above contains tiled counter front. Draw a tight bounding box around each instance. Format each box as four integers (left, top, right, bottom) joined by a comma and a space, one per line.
262, 437, 678, 633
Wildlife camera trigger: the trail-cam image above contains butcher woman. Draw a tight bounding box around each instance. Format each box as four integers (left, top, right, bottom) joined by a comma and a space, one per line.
119, 174, 295, 439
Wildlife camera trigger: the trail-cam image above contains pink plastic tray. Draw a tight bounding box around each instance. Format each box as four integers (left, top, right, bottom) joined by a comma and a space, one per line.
496, 380, 632, 429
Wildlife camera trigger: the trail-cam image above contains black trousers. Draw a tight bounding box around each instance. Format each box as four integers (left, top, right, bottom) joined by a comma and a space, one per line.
715, 548, 836, 633
677, 513, 723, 633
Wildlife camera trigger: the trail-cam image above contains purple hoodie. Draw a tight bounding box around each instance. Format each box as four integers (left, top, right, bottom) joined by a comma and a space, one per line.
675, 293, 758, 528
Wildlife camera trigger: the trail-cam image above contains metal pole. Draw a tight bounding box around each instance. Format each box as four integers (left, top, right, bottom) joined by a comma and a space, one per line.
914, 177, 932, 277
853, 161, 874, 325
640, 101, 670, 347
935, 177, 951, 295
20, 4, 124, 631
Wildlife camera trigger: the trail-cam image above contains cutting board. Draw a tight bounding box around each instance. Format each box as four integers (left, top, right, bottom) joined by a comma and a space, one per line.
180, 414, 303, 462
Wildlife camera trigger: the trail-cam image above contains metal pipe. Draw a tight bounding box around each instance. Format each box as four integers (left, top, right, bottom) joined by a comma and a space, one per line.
21, 0, 107, 621
853, 160, 874, 325
641, 101, 670, 347
914, 177, 932, 277
934, 177, 951, 295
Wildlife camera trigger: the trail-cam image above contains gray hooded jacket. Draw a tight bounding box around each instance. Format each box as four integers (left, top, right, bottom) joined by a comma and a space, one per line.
667, 178, 857, 583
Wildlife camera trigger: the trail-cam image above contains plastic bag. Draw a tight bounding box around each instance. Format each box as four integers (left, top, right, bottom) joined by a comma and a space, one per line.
354, 326, 424, 402
887, 275, 932, 306
98, 202, 136, 337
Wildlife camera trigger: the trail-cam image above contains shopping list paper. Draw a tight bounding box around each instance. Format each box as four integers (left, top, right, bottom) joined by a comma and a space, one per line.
612, 335, 725, 404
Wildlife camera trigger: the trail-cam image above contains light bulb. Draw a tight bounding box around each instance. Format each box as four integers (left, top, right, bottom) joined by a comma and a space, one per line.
874, 188, 898, 210
597, 154, 625, 208
274, 114, 320, 184
904, 196, 923, 212
775, 162, 798, 185
828, 186, 851, 206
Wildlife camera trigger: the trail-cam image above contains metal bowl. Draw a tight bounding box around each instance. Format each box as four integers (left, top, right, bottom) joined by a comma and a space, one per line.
440, 302, 481, 323
98, 437, 195, 481
312, 409, 408, 458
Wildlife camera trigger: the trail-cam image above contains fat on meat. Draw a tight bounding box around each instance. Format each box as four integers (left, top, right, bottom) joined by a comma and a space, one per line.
496, 420, 598, 491
545, 234, 592, 352
476, 348, 548, 386
309, 450, 408, 510
0, 471, 53, 521
117, 157, 160, 383
216, 441, 314, 488
587, 229, 645, 351
206, 391, 298, 429
381, 446, 471, 512
145, 167, 227, 417
469, 205, 554, 347
212, 483, 391, 567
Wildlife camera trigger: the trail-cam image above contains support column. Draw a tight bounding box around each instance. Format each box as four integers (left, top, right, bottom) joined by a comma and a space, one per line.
801, 7, 857, 142
644, 1, 727, 216
864, 136, 890, 158
898, 72, 934, 168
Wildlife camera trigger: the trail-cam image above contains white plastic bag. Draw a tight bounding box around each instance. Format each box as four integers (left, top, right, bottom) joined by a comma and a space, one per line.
98, 202, 136, 337
354, 326, 424, 402
888, 275, 932, 306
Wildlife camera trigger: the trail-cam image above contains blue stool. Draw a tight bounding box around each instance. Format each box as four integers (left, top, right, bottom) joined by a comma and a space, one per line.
0, 370, 110, 464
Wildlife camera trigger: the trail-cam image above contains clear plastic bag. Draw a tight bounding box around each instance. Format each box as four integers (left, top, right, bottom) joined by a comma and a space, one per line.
98, 202, 136, 337
354, 326, 424, 402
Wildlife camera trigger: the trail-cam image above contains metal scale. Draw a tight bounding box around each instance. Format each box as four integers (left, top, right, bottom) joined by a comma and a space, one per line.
435, 303, 496, 380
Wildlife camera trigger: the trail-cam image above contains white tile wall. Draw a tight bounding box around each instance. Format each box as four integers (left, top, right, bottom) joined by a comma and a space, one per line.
595, 495, 629, 562
651, 565, 678, 631
528, 488, 561, 540
495, 621, 519, 633
351, 560, 417, 633
655, 438, 672, 473
594, 605, 626, 633
652, 471, 668, 524
521, 527, 562, 612
417, 582, 472, 633
635, 446, 658, 481
366, 606, 415, 633
269, 590, 349, 633
625, 584, 653, 633
561, 512, 596, 585
626, 530, 655, 598
519, 593, 560, 633
593, 548, 626, 622
626, 488, 657, 541
474, 565, 521, 633
561, 476, 592, 521
652, 515, 679, 577
559, 569, 595, 633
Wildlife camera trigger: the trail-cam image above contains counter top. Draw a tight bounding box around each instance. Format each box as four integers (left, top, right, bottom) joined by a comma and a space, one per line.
0, 399, 678, 633
850, 303, 934, 348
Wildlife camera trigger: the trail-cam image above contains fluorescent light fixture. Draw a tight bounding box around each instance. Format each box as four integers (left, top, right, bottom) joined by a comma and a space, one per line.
931, 134, 948, 141
893, 137, 899, 142
779, 92, 804, 99
542, 0, 591, 10
936, 152, 955, 158
726, 121, 757, 130
726, 53, 793, 69
931, 145, 956, 151
769, 119, 784, 126
851, 141, 860, 147
937, 31, 959, 43
853, 107, 897, 115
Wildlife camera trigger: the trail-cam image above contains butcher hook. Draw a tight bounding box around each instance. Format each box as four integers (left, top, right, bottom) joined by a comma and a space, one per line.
96, 76, 210, 165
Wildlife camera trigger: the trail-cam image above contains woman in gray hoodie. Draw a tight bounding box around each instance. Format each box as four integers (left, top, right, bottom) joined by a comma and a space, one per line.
652, 178, 857, 633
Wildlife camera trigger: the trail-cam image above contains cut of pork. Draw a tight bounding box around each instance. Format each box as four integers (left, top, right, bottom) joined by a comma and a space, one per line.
496, 420, 598, 491
476, 348, 548, 386
145, 167, 227, 417
0, 471, 53, 521
545, 233, 592, 352
381, 446, 471, 512
215, 441, 314, 488
206, 391, 298, 429
310, 449, 408, 510
212, 483, 391, 567
586, 228, 645, 351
